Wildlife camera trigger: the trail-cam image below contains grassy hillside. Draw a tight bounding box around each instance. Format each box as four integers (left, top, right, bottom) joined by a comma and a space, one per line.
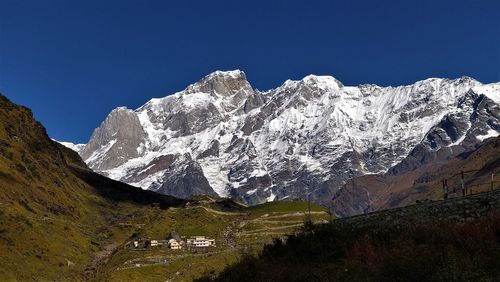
247, 200, 326, 215
0, 94, 331, 281
0, 94, 184, 280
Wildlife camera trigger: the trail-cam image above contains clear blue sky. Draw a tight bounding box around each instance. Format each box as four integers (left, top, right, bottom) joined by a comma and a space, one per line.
1, 0, 499, 143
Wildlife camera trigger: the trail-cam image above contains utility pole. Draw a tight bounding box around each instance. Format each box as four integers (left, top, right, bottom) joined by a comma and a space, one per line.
328, 202, 333, 222
305, 183, 311, 223
442, 179, 449, 200
301, 177, 312, 227
300, 164, 312, 225
461, 171, 465, 197
492, 169, 495, 191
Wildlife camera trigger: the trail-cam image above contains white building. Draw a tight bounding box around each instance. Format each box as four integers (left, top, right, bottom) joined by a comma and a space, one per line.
186, 236, 216, 247
168, 238, 182, 250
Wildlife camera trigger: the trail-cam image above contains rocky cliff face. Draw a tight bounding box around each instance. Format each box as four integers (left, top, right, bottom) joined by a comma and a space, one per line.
80, 107, 146, 171
63, 70, 500, 204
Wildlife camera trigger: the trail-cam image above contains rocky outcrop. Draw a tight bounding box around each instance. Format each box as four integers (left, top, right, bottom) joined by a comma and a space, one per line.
80, 107, 145, 171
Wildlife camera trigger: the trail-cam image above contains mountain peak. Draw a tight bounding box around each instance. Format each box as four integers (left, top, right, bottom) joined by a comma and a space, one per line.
301, 74, 343, 89
186, 69, 253, 96
207, 70, 246, 80
110, 106, 132, 114
277, 75, 343, 93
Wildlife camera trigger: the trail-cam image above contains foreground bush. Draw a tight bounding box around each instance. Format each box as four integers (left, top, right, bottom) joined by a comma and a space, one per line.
197, 214, 500, 281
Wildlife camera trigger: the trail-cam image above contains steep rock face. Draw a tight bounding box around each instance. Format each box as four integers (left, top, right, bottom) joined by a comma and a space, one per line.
80, 107, 145, 171
67, 71, 500, 204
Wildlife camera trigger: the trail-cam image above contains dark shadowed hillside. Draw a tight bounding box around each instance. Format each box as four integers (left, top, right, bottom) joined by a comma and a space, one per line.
200, 189, 500, 282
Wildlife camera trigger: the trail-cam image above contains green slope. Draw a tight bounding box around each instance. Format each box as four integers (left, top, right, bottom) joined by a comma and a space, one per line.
0, 94, 184, 280
247, 200, 326, 216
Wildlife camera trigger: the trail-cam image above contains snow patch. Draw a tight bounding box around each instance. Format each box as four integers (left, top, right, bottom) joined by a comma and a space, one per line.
86, 139, 117, 165
199, 158, 229, 197
55, 140, 86, 153
181, 92, 212, 109
267, 190, 276, 202
473, 83, 500, 103
246, 188, 258, 195
476, 129, 500, 142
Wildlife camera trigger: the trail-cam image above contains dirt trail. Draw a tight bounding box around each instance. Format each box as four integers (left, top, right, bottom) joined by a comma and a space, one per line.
255, 211, 327, 220
238, 223, 304, 235
188, 206, 247, 216
83, 240, 132, 280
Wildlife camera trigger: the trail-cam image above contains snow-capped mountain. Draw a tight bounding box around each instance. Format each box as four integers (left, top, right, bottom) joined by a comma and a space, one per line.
62, 70, 500, 205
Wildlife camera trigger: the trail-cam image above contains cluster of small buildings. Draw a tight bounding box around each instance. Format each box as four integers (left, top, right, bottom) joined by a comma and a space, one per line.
132, 232, 216, 250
